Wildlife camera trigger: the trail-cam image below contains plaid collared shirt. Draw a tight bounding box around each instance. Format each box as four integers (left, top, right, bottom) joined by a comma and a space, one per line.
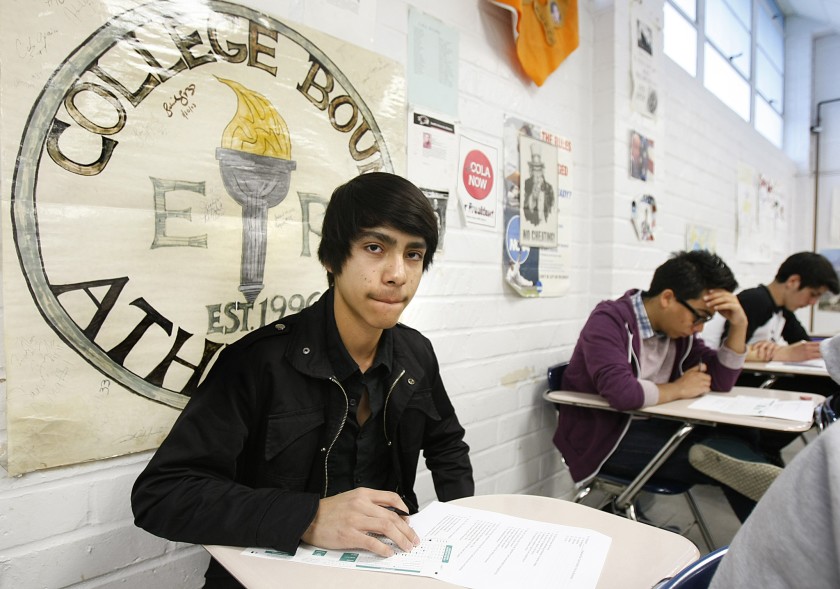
631, 290, 657, 339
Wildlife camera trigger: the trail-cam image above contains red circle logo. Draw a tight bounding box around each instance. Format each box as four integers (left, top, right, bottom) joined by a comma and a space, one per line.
462, 149, 493, 200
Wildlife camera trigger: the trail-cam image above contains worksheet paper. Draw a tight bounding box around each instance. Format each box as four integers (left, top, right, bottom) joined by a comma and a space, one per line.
245, 500, 611, 589
688, 395, 814, 422
766, 359, 827, 371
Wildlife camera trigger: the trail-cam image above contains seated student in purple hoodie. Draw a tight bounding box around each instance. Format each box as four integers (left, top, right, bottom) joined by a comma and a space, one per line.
553, 250, 781, 521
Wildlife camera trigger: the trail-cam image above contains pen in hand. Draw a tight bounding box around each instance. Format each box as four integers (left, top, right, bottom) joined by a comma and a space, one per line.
382, 505, 410, 517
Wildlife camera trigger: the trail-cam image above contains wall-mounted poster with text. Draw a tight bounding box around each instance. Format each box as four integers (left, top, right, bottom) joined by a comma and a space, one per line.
501, 116, 572, 298
0, 0, 406, 474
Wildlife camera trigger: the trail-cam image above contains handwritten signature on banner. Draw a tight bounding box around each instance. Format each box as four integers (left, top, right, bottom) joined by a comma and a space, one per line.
163, 83, 197, 118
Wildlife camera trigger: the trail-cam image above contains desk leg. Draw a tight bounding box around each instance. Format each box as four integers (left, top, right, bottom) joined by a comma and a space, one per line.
614, 422, 695, 511
758, 375, 778, 389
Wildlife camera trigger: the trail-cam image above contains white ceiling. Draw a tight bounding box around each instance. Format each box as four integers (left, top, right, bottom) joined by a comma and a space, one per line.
777, 0, 840, 34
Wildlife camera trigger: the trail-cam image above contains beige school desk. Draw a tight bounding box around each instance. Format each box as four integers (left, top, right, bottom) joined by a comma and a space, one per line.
543, 386, 823, 513
205, 494, 699, 589
742, 360, 831, 388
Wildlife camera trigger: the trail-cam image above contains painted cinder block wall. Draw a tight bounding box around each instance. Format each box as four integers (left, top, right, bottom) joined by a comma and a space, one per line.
0, 1, 826, 587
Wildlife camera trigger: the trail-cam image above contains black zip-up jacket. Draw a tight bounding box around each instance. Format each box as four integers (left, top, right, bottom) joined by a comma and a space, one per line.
131, 291, 473, 584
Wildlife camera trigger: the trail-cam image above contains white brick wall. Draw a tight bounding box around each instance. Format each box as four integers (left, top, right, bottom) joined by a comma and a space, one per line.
0, 1, 830, 587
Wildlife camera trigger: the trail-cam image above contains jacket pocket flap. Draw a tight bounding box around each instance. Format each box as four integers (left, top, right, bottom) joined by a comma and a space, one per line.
265, 408, 325, 461
404, 391, 441, 420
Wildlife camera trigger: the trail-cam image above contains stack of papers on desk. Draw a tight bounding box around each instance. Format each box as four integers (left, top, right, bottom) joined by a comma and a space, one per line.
688, 395, 814, 422
245, 500, 612, 589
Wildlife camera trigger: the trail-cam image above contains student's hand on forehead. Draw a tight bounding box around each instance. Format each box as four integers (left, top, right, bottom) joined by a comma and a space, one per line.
704, 289, 747, 327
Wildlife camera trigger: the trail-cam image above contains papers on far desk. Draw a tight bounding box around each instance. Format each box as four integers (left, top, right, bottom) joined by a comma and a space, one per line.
688, 394, 815, 422
766, 358, 827, 371
244, 500, 612, 589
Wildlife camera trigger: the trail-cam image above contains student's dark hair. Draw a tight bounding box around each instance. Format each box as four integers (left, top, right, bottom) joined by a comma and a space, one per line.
317, 172, 439, 287
774, 252, 840, 294
646, 250, 738, 300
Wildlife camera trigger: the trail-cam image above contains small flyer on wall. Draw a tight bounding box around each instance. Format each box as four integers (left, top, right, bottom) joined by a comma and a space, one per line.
501, 116, 573, 298
407, 108, 457, 192
519, 135, 559, 247
407, 108, 456, 252
631, 194, 657, 241
457, 135, 499, 229
629, 130, 655, 182
630, 6, 659, 119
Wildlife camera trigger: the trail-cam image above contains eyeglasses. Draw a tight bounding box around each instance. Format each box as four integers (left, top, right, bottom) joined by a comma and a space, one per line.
676, 297, 714, 325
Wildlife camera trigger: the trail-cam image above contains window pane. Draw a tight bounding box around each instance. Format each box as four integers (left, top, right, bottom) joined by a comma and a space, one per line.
755, 97, 783, 147
756, 48, 783, 112
724, 0, 751, 28
705, 0, 751, 77
670, 0, 697, 21
704, 43, 751, 121
757, 1, 784, 71
665, 3, 698, 76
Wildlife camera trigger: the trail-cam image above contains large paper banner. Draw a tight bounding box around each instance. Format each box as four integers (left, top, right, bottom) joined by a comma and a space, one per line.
1, 0, 405, 474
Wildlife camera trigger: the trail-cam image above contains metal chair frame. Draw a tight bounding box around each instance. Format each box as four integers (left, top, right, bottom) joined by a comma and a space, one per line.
548, 362, 715, 552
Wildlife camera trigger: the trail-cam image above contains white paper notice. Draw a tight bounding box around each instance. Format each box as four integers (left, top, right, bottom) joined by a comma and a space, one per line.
688, 395, 814, 422
245, 501, 611, 589
457, 135, 499, 229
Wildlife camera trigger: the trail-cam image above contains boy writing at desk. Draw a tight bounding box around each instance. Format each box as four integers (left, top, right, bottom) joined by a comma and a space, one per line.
132, 173, 474, 588
553, 251, 781, 521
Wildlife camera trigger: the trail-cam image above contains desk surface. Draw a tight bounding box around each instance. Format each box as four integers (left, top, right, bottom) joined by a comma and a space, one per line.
742, 360, 830, 378
205, 494, 699, 589
544, 386, 823, 432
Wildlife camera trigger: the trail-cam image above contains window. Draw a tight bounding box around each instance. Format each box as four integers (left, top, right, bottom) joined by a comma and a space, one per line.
664, 0, 785, 148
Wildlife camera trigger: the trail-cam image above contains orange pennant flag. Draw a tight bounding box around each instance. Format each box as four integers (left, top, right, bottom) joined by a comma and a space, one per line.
490, 0, 579, 86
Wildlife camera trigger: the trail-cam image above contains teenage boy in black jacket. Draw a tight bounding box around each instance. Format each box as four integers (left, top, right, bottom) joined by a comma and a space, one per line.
131, 173, 474, 588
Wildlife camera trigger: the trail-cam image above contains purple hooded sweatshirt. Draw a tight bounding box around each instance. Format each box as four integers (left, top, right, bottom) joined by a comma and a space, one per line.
552, 290, 743, 483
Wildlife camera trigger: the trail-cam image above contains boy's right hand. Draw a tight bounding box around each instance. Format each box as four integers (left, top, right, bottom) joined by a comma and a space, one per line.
301, 488, 420, 557
773, 341, 822, 362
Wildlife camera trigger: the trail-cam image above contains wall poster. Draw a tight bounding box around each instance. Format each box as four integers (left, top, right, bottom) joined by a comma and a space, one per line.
501, 116, 572, 298
1, 0, 405, 474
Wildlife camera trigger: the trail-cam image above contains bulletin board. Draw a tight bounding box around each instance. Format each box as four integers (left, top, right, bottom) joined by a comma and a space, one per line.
0, 0, 405, 474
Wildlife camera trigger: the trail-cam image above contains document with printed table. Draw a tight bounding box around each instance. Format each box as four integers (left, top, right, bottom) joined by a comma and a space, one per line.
244, 500, 612, 589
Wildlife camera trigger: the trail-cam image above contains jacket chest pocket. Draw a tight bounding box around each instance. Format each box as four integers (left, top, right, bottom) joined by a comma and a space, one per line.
262, 406, 325, 489
398, 390, 441, 452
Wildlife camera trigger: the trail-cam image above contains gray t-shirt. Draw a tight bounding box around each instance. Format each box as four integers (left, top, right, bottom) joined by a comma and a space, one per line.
709, 421, 840, 588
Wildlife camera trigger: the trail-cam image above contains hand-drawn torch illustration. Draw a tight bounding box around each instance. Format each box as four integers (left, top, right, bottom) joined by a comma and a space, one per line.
215, 77, 297, 303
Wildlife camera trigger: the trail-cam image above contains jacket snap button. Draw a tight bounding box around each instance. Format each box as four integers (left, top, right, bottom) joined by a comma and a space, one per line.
408, 378, 415, 385
302, 347, 310, 355
275, 323, 286, 331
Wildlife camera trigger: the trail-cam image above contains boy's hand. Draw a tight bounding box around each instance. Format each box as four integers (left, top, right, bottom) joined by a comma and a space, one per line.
748, 341, 778, 362
704, 290, 747, 328
301, 488, 420, 557
773, 341, 822, 362
658, 364, 711, 403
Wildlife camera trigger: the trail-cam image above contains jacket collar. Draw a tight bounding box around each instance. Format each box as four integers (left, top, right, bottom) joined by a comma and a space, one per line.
279, 289, 408, 382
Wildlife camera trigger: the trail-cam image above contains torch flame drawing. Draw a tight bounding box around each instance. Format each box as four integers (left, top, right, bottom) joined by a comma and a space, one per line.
215, 77, 296, 304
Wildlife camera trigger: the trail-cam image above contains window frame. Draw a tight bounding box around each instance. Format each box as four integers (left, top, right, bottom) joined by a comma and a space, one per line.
664, 0, 785, 147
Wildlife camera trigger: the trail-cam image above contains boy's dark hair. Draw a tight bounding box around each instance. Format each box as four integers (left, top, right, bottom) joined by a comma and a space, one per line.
646, 250, 738, 300
774, 252, 840, 294
317, 172, 439, 287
